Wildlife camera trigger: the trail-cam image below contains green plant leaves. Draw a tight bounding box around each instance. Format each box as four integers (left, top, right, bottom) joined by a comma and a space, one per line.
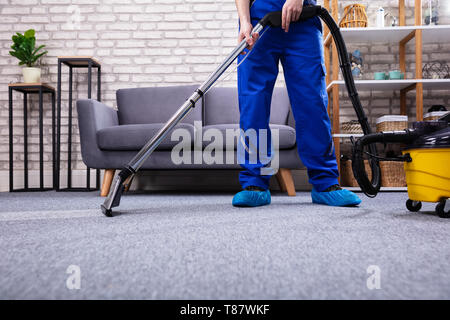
9, 29, 47, 67
32, 51, 48, 64
32, 44, 46, 55
24, 29, 35, 38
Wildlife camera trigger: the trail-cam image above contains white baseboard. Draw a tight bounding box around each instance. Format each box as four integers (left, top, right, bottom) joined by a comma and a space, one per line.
0, 169, 101, 192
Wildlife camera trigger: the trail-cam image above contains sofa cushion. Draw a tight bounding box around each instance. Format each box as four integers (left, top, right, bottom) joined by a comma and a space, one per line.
204, 87, 291, 125
202, 124, 296, 150
97, 123, 194, 151
116, 85, 202, 125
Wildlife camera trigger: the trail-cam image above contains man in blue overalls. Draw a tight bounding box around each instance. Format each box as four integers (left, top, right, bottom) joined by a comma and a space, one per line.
232, 0, 361, 207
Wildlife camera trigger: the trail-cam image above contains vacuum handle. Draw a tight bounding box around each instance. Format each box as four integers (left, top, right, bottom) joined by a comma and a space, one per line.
259, 5, 322, 28
297, 5, 323, 21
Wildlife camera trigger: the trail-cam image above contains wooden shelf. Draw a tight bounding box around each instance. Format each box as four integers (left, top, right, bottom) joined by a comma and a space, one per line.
344, 187, 408, 192
332, 133, 364, 138
324, 25, 450, 44
327, 79, 450, 91
57, 56, 101, 67
8, 83, 55, 93
420, 25, 450, 43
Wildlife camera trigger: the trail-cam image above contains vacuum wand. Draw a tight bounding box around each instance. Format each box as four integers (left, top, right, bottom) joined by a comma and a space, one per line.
101, 5, 377, 216
101, 22, 264, 216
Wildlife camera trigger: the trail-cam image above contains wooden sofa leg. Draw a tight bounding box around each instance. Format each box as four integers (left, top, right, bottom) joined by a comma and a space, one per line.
276, 168, 296, 196
100, 169, 115, 197
275, 171, 287, 192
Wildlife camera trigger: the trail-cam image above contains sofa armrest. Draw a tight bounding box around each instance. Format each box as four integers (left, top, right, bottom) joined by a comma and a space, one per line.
76, 99, 118, 168
77, 99, 118, 132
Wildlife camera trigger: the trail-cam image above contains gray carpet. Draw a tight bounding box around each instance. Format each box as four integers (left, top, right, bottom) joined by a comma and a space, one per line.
0, 190, 449, 300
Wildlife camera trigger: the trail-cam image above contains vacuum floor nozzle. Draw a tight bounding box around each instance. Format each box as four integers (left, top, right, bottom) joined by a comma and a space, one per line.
100, 172, 129, 217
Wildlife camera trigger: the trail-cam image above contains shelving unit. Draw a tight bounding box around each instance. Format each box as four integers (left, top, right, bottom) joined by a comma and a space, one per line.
324, 25, 450, 44
8, 83, 56, 192
322, 0, 450, 182
57, 56, 101, 192
327, 79, 450, 91
332, 133, 363, 138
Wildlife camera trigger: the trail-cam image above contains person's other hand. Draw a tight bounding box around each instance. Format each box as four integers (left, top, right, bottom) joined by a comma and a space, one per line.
282, 0, 303, 32
238, 21, 259, 54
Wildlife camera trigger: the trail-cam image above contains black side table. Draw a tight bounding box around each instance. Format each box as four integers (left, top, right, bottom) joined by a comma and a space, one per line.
57, 56, 101, 191
8, 83, 56, 192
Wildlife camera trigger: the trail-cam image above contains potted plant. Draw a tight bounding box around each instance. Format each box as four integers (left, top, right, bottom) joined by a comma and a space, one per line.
9, 29, 48, 83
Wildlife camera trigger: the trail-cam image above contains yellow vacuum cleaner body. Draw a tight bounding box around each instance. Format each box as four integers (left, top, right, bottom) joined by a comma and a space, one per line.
401, 123, 450, 217
402, 121, 450, 205
403, 147, 450, 203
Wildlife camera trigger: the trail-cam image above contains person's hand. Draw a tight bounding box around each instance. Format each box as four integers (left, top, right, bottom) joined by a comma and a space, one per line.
282, 0, 303, 32
238, 20, 259, 54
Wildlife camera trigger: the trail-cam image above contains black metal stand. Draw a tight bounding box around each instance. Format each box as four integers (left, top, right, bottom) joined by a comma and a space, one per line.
57, 56, 101, 191
8, 83, 56, 192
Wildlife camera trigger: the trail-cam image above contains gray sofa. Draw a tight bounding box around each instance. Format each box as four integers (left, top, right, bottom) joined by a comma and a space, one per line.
77, 85, 303, 196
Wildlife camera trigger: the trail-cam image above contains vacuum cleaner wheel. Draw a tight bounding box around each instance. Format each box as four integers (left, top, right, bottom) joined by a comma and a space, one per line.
436, 200, 450, 219
406, 199, 422, 212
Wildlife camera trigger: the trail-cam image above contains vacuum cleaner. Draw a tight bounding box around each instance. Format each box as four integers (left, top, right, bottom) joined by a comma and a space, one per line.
352, 114, 450, 218
101, 5, 449, 218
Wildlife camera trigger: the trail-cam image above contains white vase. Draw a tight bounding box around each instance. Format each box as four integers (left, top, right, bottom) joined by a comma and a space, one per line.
376, 7, 385, 28
22, 67, 41, 83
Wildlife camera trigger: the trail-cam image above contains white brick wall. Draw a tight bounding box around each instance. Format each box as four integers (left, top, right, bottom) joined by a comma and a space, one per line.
1, 0, 449, 191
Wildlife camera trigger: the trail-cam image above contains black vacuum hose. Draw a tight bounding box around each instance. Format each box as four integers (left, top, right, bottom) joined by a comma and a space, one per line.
351, 130, 420, 196
318, 8, 382, 197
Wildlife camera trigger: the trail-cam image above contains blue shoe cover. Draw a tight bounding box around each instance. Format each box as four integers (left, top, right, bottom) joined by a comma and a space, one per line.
311, 188, 361, 207
232, 189, 271, 207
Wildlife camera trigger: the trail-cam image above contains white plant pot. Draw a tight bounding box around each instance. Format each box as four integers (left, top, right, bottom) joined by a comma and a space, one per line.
22, 67, 41, 83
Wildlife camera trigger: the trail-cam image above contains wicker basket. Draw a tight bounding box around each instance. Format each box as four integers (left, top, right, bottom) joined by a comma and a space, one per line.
376, 115, 408, 132
339, 4, 368, 28
424, 111, 449, 121
341, 160, 406, 187
380, 161, 407, 187
340, 120, 363, 134
340, 159, 372, 187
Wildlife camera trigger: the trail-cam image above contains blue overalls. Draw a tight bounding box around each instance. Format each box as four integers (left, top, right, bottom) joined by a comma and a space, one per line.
237, 0, 339, 192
